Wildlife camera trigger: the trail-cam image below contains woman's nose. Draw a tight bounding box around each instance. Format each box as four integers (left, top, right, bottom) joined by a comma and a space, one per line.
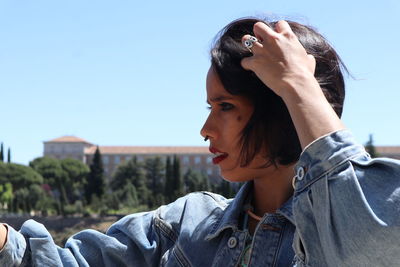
200, 114, 217, 141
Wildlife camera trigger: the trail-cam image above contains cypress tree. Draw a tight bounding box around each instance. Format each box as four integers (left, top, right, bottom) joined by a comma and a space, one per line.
145, 157, 165, 195
0, 143, 3, 162
164, 156, 174, 202
7, 148, 11, 163
172, 155, 184, 199
365, 134, 378, 158
85, 146, 105, 204
131, 157, 149, 206
144, 157, 165, 207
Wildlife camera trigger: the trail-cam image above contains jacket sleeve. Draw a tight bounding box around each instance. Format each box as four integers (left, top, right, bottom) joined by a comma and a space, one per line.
292, 130, 400, 267
0, 196, 192, 267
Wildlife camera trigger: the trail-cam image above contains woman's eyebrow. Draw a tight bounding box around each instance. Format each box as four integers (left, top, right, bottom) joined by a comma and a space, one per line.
207, 95, 234, 104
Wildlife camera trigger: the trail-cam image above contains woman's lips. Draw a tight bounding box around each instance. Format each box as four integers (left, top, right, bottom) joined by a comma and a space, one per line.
209, 147, 228, 164
212, 154, 228, 164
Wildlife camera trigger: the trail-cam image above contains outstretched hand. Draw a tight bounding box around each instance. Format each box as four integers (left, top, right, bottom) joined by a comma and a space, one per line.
241, 20, 316, 99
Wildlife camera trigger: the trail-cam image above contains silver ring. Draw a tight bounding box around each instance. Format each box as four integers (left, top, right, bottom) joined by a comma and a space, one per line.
243, 36, 258, 52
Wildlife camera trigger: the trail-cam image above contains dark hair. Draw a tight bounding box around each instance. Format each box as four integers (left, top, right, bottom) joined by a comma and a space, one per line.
211, 17, 347, 167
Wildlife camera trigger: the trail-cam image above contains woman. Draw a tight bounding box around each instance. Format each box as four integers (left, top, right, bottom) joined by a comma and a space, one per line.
1, 17, 399, 266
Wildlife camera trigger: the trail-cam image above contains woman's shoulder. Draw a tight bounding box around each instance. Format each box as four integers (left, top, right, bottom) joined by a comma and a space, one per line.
112, 191, 232, 230
162, 191, 232, 223
105, 191, 232, 251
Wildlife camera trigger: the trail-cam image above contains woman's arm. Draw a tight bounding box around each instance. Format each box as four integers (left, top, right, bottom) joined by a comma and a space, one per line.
0, 192, 220, 266
0, 200, 181, 266
242, 20, 400, 266
291, 130, 400, 266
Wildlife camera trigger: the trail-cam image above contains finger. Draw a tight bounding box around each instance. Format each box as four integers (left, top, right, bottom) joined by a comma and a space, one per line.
274, 20, 292, 34
241, 34, 263, 53
253, 22, 280, 42
307, 54, 316, 74
241, 56, 254, 71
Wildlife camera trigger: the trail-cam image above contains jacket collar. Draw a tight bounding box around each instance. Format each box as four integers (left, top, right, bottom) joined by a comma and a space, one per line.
276, 195, 295, 225
205, 181, 295, 240
205, 182, 251, 240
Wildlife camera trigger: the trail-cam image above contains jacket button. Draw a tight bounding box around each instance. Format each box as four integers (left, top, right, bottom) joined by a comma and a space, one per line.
228, 237, 237, 248
296, 167, 305, 180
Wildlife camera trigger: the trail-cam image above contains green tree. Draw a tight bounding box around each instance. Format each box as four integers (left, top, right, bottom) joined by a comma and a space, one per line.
164, 156, 174, 202
365, 134, 378, 158
216, 180, 237, 198
145, 157, 165, 207
111, 156, 137, 190
184, 169, 199, 192
13, 187, 30, 212
184, 169, 210, 193
1, 162, 43, 191
172, 155, 184, 199
60, 158, 90, 203
111, 156, 148, 205
0, 143, 3, 162
7, 148, 11, 163
30, 157, 68, 214
27, 184, 48, 212
199, 172, 211, 192
35, 190, 56, 216
85, 147, 105, 204
105, 191, 122, 211
0, 162, 44, 213
0, 182, 13, 210
121, 181, 138, 207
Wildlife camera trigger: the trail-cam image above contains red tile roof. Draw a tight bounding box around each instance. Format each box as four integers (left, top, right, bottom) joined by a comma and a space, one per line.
45, 136, 92, 144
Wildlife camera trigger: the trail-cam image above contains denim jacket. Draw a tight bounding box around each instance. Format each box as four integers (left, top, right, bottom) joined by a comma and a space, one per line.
1, 130, 400, 266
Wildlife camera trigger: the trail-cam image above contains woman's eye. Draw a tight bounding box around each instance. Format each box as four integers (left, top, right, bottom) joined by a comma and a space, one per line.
219, 102, 234, 111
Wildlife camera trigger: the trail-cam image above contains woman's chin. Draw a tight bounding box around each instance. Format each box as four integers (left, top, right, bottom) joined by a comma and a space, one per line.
219, 169, 252, 183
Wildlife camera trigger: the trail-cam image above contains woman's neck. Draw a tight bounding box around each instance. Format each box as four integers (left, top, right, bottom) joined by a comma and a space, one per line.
252, 164, 295, 215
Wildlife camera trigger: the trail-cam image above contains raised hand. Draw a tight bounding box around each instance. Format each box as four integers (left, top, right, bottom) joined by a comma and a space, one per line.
241, 20, 344, 148
241, 20, 317, 99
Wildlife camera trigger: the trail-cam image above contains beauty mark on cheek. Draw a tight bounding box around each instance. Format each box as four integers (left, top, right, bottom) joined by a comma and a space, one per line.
237, 116, 242, 122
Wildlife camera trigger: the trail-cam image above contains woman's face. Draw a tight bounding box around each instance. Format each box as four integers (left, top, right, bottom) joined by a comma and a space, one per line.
201, 67, 269, 182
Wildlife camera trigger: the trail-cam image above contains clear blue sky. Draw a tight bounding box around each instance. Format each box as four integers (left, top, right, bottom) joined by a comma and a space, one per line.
1, 0, 399, 165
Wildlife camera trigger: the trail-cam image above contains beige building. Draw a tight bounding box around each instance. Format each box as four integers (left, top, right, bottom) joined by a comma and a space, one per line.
43, 136, 220, 182
376, 146, 400, 160
44, 136, 400, 183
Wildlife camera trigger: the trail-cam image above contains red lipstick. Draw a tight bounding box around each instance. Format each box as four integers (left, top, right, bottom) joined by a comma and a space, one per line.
209, 147, 228, 164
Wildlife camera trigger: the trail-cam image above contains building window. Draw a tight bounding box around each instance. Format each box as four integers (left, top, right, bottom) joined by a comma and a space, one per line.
114, 156, 120, 164
195, 156, 201, 165
103, 156, 109, 164
65, 145, 72, 152
183, 156, 189, 164
207, 168, 212, 175
137, 155, 144, 162
206, 157, 212, 164
125, 156, 131, 162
